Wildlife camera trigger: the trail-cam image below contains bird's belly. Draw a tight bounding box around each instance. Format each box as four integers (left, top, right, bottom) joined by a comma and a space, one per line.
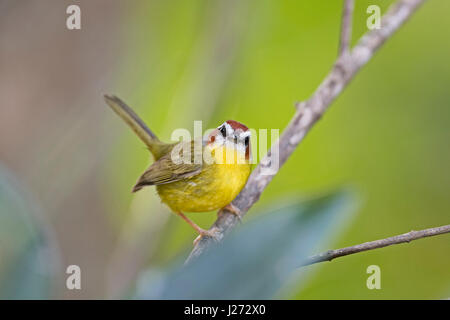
156, 163, 250, 213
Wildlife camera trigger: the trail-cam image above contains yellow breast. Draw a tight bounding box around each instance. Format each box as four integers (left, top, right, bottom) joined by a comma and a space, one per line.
156, 145, 251, 213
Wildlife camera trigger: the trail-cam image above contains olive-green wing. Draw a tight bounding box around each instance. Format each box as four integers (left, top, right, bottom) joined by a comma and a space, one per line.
132, 140, 203, 191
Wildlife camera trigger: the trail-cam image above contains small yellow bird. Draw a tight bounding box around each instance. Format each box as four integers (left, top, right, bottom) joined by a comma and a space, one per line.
104, 95, 251, 242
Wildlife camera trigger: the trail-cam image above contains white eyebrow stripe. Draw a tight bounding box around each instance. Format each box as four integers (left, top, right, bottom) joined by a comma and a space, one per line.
223, 122, 233, 135
240, 131, 251, 138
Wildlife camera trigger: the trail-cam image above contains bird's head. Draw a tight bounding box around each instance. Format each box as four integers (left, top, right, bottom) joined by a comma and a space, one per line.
207, 120, 251, 162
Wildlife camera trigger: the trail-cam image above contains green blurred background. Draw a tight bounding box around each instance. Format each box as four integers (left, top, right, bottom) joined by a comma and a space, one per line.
0, 0, 449, 299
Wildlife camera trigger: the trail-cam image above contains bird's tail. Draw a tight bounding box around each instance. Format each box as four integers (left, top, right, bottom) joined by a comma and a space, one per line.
104, 94, 170, 160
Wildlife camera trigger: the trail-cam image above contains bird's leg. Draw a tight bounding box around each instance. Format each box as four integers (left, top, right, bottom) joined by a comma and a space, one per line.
218, 203, 242, 223
176, 212, 220, 245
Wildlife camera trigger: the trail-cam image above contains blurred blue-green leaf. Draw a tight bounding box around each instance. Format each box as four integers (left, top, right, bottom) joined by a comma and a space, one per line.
135, 189, 357, 299
0, 164, 57, 299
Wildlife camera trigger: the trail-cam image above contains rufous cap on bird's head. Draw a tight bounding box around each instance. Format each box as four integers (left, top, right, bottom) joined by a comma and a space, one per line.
207, 120, 251, 160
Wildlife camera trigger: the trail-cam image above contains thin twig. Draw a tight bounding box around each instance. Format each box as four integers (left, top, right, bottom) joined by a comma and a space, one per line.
186, 0, 427, 263
339, 0, 354, 56
302, 225, 450, 266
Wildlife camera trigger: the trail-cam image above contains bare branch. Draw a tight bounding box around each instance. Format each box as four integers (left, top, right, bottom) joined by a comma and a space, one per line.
302, 225, 450, 266
186, 0, 427, 263
339, 0, 354, 56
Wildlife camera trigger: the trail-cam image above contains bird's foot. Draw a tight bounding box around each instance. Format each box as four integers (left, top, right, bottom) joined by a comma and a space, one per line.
193, 227, 221, 246
218, 203, 242, 223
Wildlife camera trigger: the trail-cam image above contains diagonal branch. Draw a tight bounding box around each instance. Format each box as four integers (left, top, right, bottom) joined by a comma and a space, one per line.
301, 225, 450, 266
339, 0, 354, 56
186, 0, 427, 263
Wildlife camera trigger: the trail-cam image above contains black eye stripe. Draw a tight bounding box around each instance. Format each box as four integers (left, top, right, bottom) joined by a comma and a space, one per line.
220, 125, 227, 137
244, 136, 249, 146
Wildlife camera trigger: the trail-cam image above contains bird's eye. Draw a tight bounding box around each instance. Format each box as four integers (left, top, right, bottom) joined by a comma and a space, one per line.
244, 136, 249, 147
219, 125, 227, 137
